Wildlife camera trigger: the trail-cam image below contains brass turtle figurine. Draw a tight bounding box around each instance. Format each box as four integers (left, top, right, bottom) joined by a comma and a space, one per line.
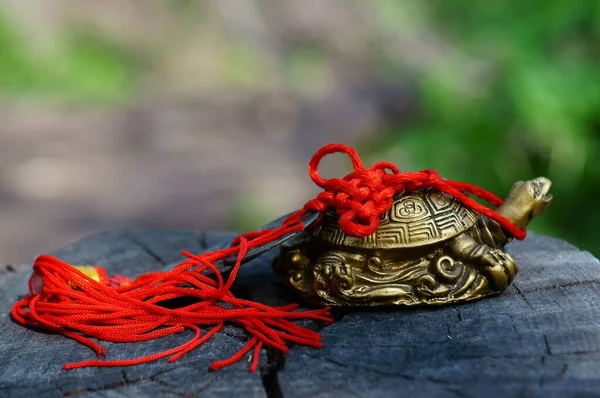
273, 177, 553, 306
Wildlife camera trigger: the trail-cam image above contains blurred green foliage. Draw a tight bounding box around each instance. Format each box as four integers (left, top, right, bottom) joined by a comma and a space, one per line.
0, 1, 598, 255
367, 0, 600, 255
0, 10, 139, 104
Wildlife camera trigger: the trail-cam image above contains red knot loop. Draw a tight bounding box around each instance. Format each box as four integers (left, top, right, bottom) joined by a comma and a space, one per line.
306, 143, 526, 240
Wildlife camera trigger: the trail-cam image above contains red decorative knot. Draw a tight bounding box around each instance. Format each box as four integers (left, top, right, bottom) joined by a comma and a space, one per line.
11, 143, 525, 373
304, 143, 526, 240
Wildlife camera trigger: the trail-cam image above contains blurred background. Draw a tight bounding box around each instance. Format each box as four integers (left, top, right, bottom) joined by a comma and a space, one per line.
0, 0, 598, 264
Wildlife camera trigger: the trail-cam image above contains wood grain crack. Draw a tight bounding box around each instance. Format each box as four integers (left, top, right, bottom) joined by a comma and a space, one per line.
126, 233, 167, 266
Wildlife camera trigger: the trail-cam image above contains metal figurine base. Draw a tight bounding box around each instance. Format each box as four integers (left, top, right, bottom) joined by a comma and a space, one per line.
274, 178, 553, 306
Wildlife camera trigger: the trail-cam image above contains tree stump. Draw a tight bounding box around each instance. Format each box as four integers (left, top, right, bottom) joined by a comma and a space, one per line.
1, 230, 599, 397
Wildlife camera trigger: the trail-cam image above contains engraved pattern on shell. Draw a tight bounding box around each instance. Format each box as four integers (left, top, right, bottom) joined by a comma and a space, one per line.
314, 190, 478, 249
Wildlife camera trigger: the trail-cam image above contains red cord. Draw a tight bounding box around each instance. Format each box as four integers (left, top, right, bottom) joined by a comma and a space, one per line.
305, 143, 524, 239
11, 143, 525, 372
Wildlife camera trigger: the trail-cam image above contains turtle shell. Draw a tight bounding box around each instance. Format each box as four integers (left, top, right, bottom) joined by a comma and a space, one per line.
313, 190, 479, 249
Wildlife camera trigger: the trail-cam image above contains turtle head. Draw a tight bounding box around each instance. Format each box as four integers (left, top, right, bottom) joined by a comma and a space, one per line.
498, 177, 553, 230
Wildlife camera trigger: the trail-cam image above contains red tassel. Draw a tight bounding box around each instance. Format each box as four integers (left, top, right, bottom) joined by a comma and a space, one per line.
11, 143, 525, 372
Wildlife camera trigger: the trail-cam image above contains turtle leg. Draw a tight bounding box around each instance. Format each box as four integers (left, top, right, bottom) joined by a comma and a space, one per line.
448, 233, 518, 291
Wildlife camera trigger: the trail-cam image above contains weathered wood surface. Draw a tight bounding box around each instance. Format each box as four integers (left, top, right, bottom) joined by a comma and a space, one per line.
1, 230, 599, 397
